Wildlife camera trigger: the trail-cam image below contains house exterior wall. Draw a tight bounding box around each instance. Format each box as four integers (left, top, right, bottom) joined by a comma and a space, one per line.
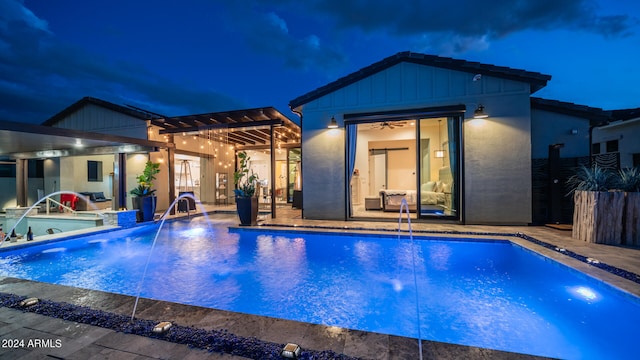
59, 155, 115, 196
592, 119, 640, 168
297, 62, 533, 224
463, 93, 532, 224
49, 103, 148, 138
531, 109, 591, 159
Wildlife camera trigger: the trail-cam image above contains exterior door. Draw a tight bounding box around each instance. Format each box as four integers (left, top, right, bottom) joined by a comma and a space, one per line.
548, 144, 563, 224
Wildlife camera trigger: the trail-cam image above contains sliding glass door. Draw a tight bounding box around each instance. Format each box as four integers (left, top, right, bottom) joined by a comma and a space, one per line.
347, 113, 460, 221
417, 117, 459, 218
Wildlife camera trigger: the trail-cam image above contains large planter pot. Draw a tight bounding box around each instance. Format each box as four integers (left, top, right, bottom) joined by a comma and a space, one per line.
132, 196, 156, 222
572, 190, 624, 244
236, 196, 258, 226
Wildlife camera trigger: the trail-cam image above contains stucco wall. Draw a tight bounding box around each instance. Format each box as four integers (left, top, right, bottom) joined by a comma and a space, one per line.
59, 154, 115, 198
297, 61, 534, 224
531, 108, 591, 159
463, 94, 532, 224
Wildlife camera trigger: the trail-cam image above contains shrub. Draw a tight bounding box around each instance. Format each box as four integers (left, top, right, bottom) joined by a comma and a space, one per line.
615, 167, 640, 192
566, 165, 615, 195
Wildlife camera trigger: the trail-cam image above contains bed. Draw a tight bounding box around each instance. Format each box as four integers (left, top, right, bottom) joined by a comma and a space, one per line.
379, 166, 453, 213
379, 189, 417, 212
421, 166, 453, 211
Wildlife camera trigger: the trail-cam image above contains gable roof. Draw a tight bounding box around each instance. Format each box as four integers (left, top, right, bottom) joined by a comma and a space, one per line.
531, 97, 611, 125
289, 51, 552, 109
42, 97, 159, 126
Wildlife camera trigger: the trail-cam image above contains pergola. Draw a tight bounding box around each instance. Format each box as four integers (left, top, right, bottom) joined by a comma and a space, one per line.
155, 106, 300, 149
155, 107, 301, 218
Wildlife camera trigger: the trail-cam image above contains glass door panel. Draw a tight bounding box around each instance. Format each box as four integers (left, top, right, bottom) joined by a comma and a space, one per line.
417, 117, 459, 219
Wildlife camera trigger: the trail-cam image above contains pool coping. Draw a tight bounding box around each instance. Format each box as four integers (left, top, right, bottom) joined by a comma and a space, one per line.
0, 277, 548, 359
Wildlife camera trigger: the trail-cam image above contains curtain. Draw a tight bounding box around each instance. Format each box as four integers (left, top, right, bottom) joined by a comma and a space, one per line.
447, 117, 458, 215
346, 123, 357, 218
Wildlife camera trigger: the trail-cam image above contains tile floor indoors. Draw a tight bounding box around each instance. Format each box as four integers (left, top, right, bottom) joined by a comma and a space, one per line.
1, 206, 639, 359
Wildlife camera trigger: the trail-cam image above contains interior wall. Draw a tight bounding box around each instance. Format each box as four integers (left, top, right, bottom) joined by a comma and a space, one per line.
368, 139, 415, 190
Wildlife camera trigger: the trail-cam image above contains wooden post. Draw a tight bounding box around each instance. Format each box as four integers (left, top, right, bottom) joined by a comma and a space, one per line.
572, 190, 624, 244
623, 192, 640, 246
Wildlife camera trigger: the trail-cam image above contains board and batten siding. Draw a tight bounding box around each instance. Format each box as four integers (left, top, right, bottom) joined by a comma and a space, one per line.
50, 103, 148, 139
298, 61, 533, 224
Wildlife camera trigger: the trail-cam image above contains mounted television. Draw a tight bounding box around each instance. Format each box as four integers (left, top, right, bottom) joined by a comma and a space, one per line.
87, 160, 103, 182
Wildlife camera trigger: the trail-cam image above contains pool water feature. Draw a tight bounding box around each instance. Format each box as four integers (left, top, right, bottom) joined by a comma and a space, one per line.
398, 198, 422, 360
1, 217, 639, 359
130, 192, 211, 320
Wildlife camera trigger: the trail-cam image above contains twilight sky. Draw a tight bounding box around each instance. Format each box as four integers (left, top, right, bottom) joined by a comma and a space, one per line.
1, 0, 639, 124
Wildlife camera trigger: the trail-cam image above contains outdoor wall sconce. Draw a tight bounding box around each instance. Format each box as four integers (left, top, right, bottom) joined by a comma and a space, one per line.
473, 104, 489, 119
571, 129, 579, 135
327, 116, 338, 129
281, 343, 301, 358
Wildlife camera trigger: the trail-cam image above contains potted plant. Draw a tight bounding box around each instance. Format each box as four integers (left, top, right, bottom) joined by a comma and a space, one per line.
233, 151, 259, 226
567, 164, 640, 245
130, 160, 161, 222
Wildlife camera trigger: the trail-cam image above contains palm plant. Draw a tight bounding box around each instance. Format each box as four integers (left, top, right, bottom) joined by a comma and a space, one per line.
614, 166, 640, 192
566, 164, 615, 195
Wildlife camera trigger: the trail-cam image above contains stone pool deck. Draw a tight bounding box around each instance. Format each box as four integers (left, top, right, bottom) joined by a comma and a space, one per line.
1, 211, 639, 359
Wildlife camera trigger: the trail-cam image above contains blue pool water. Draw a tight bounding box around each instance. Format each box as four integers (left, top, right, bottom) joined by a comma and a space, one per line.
1, 218, 639, 359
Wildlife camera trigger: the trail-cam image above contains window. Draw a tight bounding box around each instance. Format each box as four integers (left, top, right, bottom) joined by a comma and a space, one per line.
87, 160, 103, 182
0, 162, 15, 177
634, 153, 640, 167
606, 140, 619, 153
591, 143, 601, 155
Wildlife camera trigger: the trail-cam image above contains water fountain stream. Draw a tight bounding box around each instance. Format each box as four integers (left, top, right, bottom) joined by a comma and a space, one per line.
130, 192, 213, 321
0, 190, 104, 247
398, 198, 423, 360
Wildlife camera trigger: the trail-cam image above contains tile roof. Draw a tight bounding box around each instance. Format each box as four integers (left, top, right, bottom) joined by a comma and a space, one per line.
289, 51, 552, 109
611, 107, 640, 121
531, 97, 611, 125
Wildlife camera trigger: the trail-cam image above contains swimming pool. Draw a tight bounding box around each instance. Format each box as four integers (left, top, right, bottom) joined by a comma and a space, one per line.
1, 217, 638, 359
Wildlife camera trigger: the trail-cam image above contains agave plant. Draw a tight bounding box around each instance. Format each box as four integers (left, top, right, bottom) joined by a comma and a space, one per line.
614, 166, 640, 192
566, 164, 615, 195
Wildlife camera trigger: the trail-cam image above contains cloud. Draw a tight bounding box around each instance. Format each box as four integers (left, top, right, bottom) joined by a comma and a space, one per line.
247, 0, 636, 54
0, 0, 50, 33
220, 2, 348, 73
0, 0, 242, 123
311, 0, 634, 36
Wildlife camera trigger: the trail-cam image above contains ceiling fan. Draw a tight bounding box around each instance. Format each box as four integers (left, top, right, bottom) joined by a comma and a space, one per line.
375, 121, 406, 130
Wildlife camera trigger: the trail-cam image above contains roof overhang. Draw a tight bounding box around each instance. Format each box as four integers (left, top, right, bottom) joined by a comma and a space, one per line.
0, 120, 172, 160
596, 117, 640, 130
156, 106, 300, 149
